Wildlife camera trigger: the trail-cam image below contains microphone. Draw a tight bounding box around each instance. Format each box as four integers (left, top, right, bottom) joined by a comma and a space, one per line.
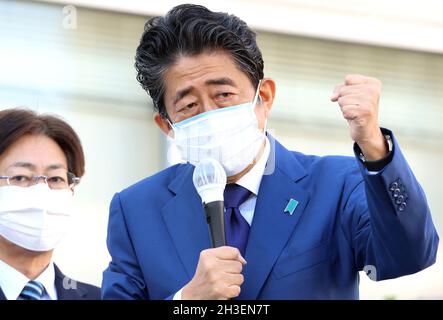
192, 158, 227, 248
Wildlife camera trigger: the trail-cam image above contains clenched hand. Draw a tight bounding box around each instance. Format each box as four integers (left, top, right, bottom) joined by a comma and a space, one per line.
331, 74, 388, 161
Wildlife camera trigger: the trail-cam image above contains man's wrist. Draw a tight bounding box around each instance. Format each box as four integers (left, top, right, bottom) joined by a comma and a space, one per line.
181, 283, 196, 300
356, 130, 389, 161
354, 129, 394, 172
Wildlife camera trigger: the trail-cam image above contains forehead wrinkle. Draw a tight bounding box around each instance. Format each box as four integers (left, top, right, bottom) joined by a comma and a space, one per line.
7, 162, 36, 170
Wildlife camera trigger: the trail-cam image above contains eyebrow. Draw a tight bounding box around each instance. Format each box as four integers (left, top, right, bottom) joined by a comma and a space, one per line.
172, 77, 237, 105
8, 162, 65, 171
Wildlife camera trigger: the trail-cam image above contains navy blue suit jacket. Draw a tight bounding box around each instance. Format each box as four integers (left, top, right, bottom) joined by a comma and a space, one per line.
102, 131, 438, 299
0, 264, 100, 300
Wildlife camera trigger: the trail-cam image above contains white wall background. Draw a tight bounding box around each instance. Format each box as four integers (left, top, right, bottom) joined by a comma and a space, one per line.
43, 0, 443, 53
0, 0, 441, 299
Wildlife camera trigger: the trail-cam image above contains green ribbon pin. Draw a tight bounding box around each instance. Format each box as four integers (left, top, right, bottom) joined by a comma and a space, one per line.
284, 198, 299, 215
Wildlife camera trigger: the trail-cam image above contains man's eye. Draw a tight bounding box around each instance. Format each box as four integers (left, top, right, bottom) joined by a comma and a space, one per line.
217, 92, 232, 99
10, 175, 31, 183
178, 102, 197, 112
48, 176, 66, 184
185, 102, 197, 109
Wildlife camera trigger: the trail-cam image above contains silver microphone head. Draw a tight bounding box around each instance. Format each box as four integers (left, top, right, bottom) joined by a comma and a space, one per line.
192, 158, 227, 204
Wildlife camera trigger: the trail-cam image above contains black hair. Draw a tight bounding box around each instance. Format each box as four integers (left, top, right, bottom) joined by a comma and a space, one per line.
0, 108, 85, 178
135, 4, 264, 119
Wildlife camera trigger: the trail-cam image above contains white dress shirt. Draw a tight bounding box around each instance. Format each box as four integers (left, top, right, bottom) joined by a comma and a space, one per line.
234, 136, 270, 226
0, 258, 58, 300
173, 136, 270, 300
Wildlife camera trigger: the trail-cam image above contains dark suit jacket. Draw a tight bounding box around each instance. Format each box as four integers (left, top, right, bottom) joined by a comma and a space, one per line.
0, 264, 100, 300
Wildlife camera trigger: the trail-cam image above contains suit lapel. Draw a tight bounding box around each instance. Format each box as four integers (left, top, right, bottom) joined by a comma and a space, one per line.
0, 287, 6, 300
54, 264, 87, 300
161, 165, 212, 279
238, 135, 310, 299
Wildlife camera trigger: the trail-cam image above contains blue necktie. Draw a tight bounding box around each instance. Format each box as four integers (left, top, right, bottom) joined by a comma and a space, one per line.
18, 280, 45, 300
224, 184, 252, 257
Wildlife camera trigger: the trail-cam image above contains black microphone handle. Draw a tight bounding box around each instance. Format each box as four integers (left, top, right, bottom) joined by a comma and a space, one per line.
204, 201, 226, 248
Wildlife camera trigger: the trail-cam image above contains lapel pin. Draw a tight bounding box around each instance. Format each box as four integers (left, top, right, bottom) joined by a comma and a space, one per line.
284, 198, 299, 215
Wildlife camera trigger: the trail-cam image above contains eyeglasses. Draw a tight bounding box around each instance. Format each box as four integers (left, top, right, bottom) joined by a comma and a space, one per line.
0, 172, 80, 190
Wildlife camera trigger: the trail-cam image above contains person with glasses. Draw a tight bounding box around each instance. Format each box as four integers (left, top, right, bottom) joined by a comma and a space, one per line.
0, 108, 100, 300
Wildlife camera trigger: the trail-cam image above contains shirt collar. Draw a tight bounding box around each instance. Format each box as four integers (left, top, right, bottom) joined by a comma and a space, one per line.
0, 258, 57, 300
236, 135, 270, 196
0, 258, 29, 300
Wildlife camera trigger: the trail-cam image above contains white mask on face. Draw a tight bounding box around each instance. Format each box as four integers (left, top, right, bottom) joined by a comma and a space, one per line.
170, 83, 266, 177
0, 183, 74, 252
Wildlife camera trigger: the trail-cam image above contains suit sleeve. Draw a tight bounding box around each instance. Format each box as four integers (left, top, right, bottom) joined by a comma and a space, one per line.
340, 129, 439, 281
101, 193, 149, 299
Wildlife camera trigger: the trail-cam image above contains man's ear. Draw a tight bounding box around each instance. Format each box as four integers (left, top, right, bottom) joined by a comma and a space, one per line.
258, 77, 276, 116
154, 112, 173, 136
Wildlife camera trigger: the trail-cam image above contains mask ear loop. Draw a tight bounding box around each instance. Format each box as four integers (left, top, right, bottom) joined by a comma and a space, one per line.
252, 80, 267, 134
166, 117, 193, 164
165, 118, 176, 140
252, 80, 262, 107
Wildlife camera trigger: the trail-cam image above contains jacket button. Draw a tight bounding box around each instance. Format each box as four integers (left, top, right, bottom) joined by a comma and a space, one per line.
398, 202, 407, 212
396, 195, 405, 205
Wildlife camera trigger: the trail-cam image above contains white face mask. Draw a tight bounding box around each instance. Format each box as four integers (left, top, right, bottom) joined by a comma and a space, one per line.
0, 183, 74, 252
170, 84, 266, 176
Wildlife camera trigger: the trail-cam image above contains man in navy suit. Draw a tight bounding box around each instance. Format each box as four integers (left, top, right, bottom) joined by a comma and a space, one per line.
0, 108, 100, 300
0, 263, 100, 300
102, 4, 439, 299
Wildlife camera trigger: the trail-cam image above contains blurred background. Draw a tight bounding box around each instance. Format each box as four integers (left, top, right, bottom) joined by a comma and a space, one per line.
0, 0, 442, 299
